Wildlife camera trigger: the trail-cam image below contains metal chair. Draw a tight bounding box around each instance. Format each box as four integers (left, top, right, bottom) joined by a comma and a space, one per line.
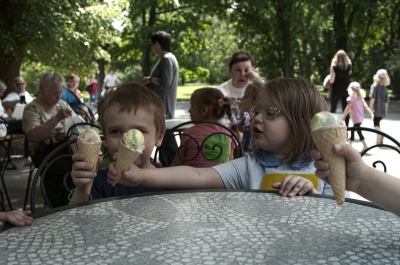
70, 104, 96, 124
29, 139, 77, 214
0, 117, 14, 210
347, 126, 400, 172
155, 120, 243, 167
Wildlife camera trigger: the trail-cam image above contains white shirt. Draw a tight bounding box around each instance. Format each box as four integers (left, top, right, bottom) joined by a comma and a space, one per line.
103, 74, 120, 88
3, 91, 33, 104
217, 79, 246, 100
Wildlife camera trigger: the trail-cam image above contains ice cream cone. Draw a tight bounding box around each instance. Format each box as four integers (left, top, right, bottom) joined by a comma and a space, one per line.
113, 139, 141, 187
77, 141, 102, 194
311, 125, 347, 206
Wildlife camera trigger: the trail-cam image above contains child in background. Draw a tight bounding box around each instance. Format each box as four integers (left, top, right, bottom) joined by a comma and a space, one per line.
70, 82, 166, 203
170, 88, 237, 167
311, 144, 400, 217
0, 210, 33, 227
341, 82, 374, 152
237, 80, 263, 152
108, 77, 334, 198
369, 69, 390, 144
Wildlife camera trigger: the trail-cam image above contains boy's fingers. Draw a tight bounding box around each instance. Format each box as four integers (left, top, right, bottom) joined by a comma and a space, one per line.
310, 149, 321, 160
334, 144, 362, 162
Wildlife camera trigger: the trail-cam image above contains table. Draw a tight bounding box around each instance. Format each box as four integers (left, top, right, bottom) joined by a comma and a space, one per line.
1, 190, 400, 264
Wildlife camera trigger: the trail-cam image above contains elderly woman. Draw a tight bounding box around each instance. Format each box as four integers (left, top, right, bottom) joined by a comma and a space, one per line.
23, 72, 79, 207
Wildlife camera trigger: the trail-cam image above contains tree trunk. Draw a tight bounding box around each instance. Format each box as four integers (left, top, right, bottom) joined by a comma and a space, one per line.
96, 59, 106, 93
0, 54, 24, 98
141, 6, 157, 76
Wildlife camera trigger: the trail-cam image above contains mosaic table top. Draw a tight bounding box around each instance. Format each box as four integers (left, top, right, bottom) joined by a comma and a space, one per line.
1, 191, 400, 264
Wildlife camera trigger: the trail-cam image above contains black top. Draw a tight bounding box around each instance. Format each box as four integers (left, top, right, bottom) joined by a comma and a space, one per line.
332, 64, 352, 97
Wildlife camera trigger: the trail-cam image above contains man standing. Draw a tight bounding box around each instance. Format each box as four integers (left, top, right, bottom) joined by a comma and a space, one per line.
142, 31, 179, 119
102, 70, 120, 93
3, 77, 32, 166
142, 31, 179, 165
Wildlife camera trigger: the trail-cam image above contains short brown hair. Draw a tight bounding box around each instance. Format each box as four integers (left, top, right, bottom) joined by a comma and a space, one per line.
229, 51, 254, 69
263, 77, 327, 163
98, 82, 166, 138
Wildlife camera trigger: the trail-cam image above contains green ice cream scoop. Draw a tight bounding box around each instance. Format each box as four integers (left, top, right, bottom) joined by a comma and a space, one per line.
122, 129, 145, 152
311, 111, 343, 130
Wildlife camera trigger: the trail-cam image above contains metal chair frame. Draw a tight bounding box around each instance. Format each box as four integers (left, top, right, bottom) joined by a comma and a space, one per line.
347, 126, 400, 172
0, 117, 14, 210
155, 120, 243, 167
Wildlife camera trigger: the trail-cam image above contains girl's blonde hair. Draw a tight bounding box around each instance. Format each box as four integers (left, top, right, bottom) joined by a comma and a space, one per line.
191, 88, 234, 121
347, 82, 366, 99
263, 77, 327, 163
331, 50, 352, 70
245, 80, 263, 103
373, 69, 391, 86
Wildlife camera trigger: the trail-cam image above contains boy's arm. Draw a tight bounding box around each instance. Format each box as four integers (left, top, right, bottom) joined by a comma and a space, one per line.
108, 163, 225, 189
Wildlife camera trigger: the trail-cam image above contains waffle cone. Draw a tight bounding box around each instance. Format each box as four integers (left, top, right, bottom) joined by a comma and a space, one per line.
311, 125, 347, 206
113, 139, 141, 187
77, 141, 102, 194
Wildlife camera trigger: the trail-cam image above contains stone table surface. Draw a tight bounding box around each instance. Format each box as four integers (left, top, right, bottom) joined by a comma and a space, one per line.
1, 191, 399, 264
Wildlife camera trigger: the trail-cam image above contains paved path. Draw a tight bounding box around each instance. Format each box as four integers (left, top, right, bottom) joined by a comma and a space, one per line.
2, 99, 400, 212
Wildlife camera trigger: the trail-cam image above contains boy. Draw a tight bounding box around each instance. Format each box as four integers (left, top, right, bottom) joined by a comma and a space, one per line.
70, 82, 165, 203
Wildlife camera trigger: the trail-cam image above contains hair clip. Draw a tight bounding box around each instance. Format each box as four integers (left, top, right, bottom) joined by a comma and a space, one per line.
218, 99, 225, 107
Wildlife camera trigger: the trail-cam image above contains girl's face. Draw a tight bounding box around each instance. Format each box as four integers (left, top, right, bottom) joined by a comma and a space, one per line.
188, 97, 203, 121
250, 89, 292, 159
239, 88, 255, 112
229, 61, 253, 89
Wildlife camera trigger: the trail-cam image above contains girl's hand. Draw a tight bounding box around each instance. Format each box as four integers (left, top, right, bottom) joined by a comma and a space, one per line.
107, 161, 142, 187
71, 153, 101, 190
0, 211, 33, 227
272, 176, 314, 197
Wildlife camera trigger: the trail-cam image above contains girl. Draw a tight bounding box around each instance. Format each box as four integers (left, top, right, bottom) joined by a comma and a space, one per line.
237, 80, 263, 152
108, 77, 334, 198
342, 82, 374, 152
170, 88, 238, 167
369, 69, 390, 144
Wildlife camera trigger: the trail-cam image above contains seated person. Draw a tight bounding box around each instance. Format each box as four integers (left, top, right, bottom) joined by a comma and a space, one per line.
70, 82, 165, 203
23, 71, 79, 207
170, 88, 238, 167
1, 77, 31, 166
61, 86, 94, 123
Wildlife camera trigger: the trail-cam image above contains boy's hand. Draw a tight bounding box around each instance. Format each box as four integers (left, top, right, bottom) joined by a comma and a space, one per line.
71, 153, 102, 190
272, 176, 314, 197
107, 161, 142, 187
0, 210, 33, 227
311, 144, 366, 193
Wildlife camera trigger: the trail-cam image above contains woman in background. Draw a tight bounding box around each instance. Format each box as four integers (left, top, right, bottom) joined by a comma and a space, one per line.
329, 50, 352, 127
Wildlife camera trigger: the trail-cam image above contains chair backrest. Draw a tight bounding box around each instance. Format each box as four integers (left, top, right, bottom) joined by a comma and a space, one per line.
155, 120, 243, 167
29, 138, 78, 213
0, 118, 13, 210
70, 104, 95, 123
347, 126, 400, 173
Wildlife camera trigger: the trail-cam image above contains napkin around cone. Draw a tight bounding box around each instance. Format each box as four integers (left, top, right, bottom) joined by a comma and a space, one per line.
113, 139, 141, 187
311, 125, 347, 206
77, 141, 102, 194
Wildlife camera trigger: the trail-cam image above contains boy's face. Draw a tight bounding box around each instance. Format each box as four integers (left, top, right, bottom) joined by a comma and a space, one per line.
103, 103, 164, 169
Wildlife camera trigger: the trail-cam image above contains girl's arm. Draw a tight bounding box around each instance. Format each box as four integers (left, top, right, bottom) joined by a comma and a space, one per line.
108, 163, 225, 190
385, 102, 389, 116
341, 101, 351, 121
170, 150, 185, 167
369, 98, 375, 112
362, 101, 374, 120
